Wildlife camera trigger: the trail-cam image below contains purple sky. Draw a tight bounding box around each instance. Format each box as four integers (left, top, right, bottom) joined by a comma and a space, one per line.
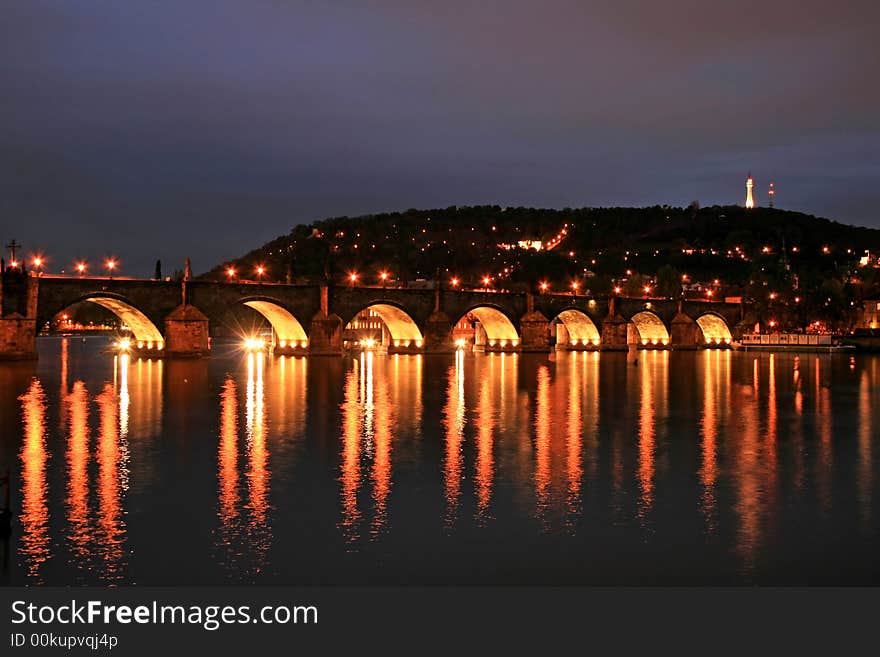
2, 1, 878, 275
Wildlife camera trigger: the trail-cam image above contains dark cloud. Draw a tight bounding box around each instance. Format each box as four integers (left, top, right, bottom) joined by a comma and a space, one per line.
1, 1, 878, 274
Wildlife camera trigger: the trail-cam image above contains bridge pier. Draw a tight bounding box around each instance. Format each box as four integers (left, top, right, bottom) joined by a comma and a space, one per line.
600, 314, 628, 350
670, 312, 700, 350
308, 313, 343, 355
0, 264, 38, 360
164, 304, 210, 357
519, 310, 550, 352
423, 311, 454, 353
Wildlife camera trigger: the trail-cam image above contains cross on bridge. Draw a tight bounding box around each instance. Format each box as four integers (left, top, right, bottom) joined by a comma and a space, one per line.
5, 240, 21, 265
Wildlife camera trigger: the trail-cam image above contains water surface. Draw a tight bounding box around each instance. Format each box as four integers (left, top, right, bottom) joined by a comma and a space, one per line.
1, 337, 878, 585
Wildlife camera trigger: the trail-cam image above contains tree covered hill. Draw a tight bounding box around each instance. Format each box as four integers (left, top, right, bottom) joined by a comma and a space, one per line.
203, 204, 880, 328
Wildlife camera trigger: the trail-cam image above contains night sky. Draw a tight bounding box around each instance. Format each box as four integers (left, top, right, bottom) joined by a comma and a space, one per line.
2, 1, 878, 275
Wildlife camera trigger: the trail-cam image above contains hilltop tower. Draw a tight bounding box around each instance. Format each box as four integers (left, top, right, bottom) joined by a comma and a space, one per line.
768, 182, 775, 208
745, 172, 755, 209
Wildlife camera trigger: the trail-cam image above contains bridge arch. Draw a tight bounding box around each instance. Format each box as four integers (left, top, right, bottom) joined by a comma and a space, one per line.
552, 308, 601, 347
241, 298, 309, 345
458, 305, 520, 347
346, 302, 424, 346
630, 311, 670, 346
50, 293, 165, 345
695, 312, 733, 345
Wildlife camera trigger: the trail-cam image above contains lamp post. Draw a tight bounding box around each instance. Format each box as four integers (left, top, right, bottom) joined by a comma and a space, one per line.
106, 259, 117, 279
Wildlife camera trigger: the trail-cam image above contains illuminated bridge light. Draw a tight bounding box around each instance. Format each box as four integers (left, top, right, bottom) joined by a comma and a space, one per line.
696, 314, 733, 346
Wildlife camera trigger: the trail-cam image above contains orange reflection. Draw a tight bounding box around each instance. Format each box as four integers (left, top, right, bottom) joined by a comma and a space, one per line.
18, 379, 50, 583
370, 353, 393, 538
858, 367, 872, 528
96, 380, 126, 582
339, 359, 362, 544
442, 350, 465, 527
534, 365, 551, 522
217, 376, 240, 564
566, 353, 585, 520
475, 373, 494, 522
733, 380, 762, 575
65, 380, 92, 567
815, 357, 832, 511
791, 357, 805, 491
700, 351, 719, 531
637, 356, 656, 519
59, 337, 69, 430
245, 352, 270, 571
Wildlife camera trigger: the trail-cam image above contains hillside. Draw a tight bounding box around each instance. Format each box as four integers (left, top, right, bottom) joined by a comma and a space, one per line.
205, 204, 879, 281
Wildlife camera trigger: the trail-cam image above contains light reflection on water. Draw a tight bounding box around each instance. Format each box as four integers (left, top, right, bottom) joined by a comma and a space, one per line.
2, 337, 880, 585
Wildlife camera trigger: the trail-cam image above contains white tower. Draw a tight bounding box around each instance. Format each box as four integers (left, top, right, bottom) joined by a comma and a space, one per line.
745, 172, 755, 209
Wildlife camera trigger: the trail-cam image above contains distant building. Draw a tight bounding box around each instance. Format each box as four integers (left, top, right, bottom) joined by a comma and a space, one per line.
859, 298, 880, 329
859, 251, 880, 267
498, 239, 542, 251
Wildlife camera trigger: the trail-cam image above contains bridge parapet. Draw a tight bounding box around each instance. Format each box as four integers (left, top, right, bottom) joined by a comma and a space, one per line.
0, 274, 746, 360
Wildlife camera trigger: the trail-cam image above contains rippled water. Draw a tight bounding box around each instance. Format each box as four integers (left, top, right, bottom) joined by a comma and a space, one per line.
1, 337, 878, 585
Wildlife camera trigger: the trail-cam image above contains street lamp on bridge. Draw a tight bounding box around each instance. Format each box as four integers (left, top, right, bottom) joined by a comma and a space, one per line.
106, 259, 117, 279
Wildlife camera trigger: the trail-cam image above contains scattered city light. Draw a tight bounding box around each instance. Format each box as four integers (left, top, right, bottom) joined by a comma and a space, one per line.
226, 267, 236, 278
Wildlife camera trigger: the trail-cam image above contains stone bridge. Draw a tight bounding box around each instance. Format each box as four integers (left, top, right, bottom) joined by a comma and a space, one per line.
0, 264, 748, 359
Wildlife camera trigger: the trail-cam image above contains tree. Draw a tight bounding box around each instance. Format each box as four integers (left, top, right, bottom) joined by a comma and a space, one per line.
655, 264, 681, 298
